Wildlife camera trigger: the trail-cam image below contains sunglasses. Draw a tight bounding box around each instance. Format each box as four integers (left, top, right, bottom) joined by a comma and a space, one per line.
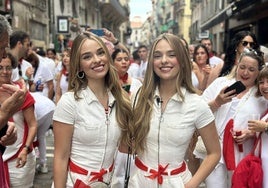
241, 41, 256, 48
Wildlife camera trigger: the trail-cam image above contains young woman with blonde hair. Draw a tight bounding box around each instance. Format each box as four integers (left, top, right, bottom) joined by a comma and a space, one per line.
52, 32, 132, 187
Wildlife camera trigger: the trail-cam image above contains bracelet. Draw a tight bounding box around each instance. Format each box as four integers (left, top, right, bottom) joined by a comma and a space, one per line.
113, 39, 119, 46
24, 145, 31, 153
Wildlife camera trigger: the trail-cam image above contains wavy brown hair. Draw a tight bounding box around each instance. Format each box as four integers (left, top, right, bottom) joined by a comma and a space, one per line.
133, 33, 197, 154
68, 32, 133, 147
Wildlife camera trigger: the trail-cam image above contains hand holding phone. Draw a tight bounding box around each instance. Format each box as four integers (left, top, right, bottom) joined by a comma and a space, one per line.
90, 29, 104, 36
224, 81, 246, 95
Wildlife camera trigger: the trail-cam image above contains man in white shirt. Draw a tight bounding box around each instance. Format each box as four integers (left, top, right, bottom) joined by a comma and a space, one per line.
9, 31, 34, 82
201, 38, 223, 68
128, 50, 140, 79
137, 45, 149, 81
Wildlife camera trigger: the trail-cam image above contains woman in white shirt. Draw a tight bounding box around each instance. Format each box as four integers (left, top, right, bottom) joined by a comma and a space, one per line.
196, 48, 267, 188
52, 32, 132, 187
129, 33, 220, 188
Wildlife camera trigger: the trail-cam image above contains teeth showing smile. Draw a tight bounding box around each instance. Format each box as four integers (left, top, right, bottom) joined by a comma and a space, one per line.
160, 67, 172, 71
92, 64, 104, 71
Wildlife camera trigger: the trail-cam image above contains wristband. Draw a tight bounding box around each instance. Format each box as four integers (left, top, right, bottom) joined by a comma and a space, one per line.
113, 39, 119, 46
24, 145, 31, 153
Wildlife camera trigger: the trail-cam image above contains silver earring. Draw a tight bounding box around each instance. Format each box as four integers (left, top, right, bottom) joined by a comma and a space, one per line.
77, 71, 85, 79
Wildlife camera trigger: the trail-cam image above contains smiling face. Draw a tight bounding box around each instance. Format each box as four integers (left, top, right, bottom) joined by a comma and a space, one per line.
79, 39, 109, 81
153, 39, 180, 82
236, 55, 259, 88
259, 76, 268, 99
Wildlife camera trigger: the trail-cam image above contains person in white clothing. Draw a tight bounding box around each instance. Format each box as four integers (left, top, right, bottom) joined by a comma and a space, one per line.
111, 48, 142, 188
137, 45, 149, 81
25, 52, 54, 100
31, 92, 55, 173
201, 38, 223, 68
1, 54, 37, 187
111, 48, 142, 95
52, 32, 132, 187
248, 66, 268, 188
195, 48, 267, 188
55, 48, 70, 104
129, 33, 220, 188
128, 50, 140, 79
9, 31, 34, 83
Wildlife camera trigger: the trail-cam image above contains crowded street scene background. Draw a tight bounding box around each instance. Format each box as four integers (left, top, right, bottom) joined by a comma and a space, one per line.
0, 0, 268, 187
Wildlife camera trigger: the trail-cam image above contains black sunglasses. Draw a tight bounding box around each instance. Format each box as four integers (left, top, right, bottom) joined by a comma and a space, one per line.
241, 41, 256, 48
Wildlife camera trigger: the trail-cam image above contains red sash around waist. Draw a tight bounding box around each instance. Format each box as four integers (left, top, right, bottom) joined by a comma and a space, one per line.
135, 157, 186, 184
69, 160, 114, 183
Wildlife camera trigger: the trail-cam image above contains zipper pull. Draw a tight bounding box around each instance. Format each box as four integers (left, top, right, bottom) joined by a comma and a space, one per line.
105, 108, 109, 125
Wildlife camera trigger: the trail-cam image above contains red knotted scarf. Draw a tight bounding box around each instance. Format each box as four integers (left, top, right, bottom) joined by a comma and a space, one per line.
223, 118, 236, 170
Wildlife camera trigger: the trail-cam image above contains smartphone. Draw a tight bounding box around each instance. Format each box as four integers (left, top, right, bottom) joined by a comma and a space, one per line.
224, 81, 246, 95
90, 29, 104, 36
0, 124, 8, 153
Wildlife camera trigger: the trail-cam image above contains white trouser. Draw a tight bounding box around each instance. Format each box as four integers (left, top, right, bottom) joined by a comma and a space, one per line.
205, 163, 232, 188
37, 110, 54, 164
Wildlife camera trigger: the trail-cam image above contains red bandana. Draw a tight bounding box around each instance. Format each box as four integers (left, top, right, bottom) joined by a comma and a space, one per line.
119, 73, 128, 84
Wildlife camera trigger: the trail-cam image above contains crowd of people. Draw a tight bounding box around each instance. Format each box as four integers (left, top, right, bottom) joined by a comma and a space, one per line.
0, 13, 268, 188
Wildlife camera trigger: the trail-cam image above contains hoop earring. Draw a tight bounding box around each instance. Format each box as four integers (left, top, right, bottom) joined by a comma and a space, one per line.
77, 71, 85, 79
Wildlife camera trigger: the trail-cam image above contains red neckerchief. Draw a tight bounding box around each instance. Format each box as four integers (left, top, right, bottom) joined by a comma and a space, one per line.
62, 68, 68, 76
119, 73, 128, 84
209, 52, 214, 58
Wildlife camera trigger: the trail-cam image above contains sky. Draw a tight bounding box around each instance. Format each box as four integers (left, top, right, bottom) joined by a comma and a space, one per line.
129, 0, 152, 22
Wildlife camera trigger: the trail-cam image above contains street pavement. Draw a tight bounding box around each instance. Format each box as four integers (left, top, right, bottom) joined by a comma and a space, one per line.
33, 131, 54, 188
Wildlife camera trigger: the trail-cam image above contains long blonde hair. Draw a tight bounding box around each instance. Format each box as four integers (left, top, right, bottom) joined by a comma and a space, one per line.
133, 33, 197, 154
68, 32, 133, 146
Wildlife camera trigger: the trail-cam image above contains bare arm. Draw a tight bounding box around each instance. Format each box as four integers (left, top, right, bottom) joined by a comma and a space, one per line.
17, 106, 37, 168
46, 79, 54, 100
53, 120, 73, 188
185, 121, 221, 188
55, 73, 62, 104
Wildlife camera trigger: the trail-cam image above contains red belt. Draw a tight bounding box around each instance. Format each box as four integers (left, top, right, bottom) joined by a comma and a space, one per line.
69, 160, 114, 183
135, 157, 186, 184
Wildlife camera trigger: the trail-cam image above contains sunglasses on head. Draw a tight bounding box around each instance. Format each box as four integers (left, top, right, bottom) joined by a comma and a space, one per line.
241, 41, 256, 48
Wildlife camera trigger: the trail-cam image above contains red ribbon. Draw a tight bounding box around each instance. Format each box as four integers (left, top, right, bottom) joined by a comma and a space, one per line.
145, 164, 169, 185
89, 168, 107, 182
73, 179, 91, 188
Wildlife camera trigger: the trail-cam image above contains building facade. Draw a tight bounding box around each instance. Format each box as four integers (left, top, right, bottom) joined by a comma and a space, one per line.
1, 0, 130, 52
